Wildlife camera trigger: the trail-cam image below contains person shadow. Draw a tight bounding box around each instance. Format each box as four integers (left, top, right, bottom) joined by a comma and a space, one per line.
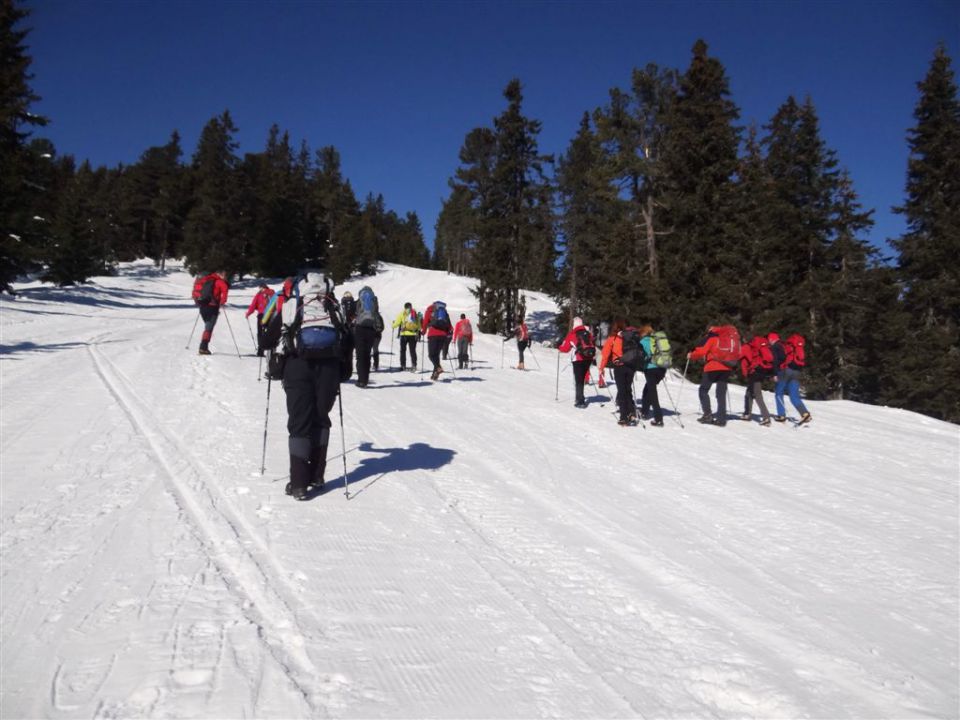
320, 441, 456, 498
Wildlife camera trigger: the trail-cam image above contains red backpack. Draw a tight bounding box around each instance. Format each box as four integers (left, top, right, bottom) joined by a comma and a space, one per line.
783, 333, 807, 368
710, 325, 741, 368
739, 342, 759, 378
751, 335, 775, 371
192, 274, 216, 306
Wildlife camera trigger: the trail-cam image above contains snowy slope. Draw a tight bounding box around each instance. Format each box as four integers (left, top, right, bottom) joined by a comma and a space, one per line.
1, 260, 957, 719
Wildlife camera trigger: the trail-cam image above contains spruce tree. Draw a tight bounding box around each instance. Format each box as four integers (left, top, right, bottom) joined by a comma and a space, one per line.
45, 161, 109, 285
555, 112, 621, 327
0, 0, 48, 292
659, 40, 742, 344
888, 45, 960, 422
311, 145, 360, 280
434, 185, 478, 275
182, 111, 246, 275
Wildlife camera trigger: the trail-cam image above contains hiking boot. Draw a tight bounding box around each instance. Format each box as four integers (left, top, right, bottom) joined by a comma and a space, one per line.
650, 418, 664, 427
759, 418, 771, 426
774, 415, 787, 422
574, 401, 587, 409
198, 347, 211, 356
517, 362, 525, 370
618, 417, 632, 426
740, 413, 751, 421
309, 446, 326, 491
712, 418, 727, 427
697, 413, 714, 425
798, 412, 812, 425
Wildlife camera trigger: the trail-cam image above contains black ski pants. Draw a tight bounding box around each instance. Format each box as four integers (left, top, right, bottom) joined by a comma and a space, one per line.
699, 370, 730, 419
613, 365, 636, 422
517, 339, 529, 365
641, 367, 667, 421
373, 332, 382, 370
399, 335, 418, 369
428, 335, 444, 371
572, 360, 591, 404
353, 325, 378, 385
199, 306, 219, 349
282, 356, 340, 490
442, 334, 452, 360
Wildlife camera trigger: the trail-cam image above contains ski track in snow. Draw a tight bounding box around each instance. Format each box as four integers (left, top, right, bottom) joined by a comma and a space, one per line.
1, 260, 958, 719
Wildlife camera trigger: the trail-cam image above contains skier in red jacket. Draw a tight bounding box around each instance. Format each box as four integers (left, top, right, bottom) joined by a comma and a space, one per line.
421, 301, 452, 380
557, 317, 596, 408
193, 271, 230, 355
245, 282, 275, 356
452, 314, 473, 369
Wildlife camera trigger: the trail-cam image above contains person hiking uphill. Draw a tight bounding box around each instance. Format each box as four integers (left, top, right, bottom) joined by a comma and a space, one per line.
598, 318, 640, 426
276, 272, 347, 501
192, 270, 230, 355
740, 334, 774, 425
769, 332, 812, 424
453, 314, 473, 370
506, 316, 531, 370
392, 302, 420, 372
422, 300, 452, 380
688, 324, 740, 426
245, 282, 275, 357
352, 285, 381, 388
558, 317, 596, 409
638, 325, 666, 426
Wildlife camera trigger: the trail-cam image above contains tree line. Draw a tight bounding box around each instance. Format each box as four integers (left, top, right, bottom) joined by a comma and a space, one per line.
435, 40, 959, 423
3, 0, 957, 423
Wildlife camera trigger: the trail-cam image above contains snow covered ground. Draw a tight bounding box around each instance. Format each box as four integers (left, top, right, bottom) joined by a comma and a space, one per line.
1, 260, 957, 719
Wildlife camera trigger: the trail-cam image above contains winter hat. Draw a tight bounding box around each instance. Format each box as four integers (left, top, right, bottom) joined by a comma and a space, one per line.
573, 316, 583, 328
767, 332, 780, 343
342, 290, 353, 299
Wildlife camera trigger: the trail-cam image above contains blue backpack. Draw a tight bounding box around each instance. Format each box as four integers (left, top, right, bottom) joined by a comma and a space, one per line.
429, 301, 451, 332
356, 286, 379, 328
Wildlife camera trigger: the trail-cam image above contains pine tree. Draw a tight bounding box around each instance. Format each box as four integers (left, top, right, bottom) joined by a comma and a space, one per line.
659, 40, 742, 344
44, 161, 109, 285
311, 145, 360, 280
182, 111, 246, 275
0, 0, 48, 292
434, 185, 478, 275
555, 113, 621, 327
888, 45, 960, 422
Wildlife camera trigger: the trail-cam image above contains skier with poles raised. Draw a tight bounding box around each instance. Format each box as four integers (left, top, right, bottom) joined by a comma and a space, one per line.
191, 270, 230, 355
275, 272, 348, 501
557, 316, 596, 409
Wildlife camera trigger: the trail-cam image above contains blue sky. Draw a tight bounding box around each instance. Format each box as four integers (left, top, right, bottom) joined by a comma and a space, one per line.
25, 0, 960, 256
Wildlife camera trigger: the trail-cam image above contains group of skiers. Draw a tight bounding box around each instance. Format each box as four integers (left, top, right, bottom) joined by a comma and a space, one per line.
555, 318, 811, 428
191, 271, 812, 501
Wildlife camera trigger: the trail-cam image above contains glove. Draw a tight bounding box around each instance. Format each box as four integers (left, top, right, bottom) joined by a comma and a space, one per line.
598, 376, 607, 389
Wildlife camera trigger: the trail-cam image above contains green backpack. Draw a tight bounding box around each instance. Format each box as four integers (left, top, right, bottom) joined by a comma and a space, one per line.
650, 330, 673, 368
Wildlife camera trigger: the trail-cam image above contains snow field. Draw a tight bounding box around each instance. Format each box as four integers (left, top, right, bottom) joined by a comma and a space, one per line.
1, 260, 957, 718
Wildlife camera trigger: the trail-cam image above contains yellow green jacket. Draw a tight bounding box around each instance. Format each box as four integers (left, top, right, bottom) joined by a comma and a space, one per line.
392, 308, 421, 336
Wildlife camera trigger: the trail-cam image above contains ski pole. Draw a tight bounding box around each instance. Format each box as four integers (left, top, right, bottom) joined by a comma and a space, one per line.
222, 308, 243, 358
528, 344, 542, 370
258, 355, 263, 382
662, 376, 685, 429
469, 343, 474, 371
185, 310, 200, 349
338, 387, 349, 499
447, 354, 457, 378
245, 314, 257, 353
420, 335, 426, 375
675, 356, 690, 422
259, 375, 272, 475
554, 350, 561, 401
632, 373, 646, 429
389, 332, 394, 371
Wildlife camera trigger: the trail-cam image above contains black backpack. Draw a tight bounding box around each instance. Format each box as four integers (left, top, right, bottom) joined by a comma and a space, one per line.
575, 328, 596, 362
618, 327, 647, 370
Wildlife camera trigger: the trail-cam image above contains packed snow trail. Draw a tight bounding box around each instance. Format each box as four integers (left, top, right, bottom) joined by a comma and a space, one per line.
1, 261, 957, 719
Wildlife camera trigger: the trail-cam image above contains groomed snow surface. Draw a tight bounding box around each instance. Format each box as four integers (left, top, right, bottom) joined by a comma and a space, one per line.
1, 260, 957, 719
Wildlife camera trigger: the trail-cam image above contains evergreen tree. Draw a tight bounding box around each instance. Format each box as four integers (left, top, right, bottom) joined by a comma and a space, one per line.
658, 40, 742, 345
0, 0, 48, 292
182, 111, 246, 275
434, 185, 478, 275
245, 125, 309, 278
311, 145, 360, 281
44, 161, 109, 285
555, 112, 621, 326
888, 46, 960, 422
